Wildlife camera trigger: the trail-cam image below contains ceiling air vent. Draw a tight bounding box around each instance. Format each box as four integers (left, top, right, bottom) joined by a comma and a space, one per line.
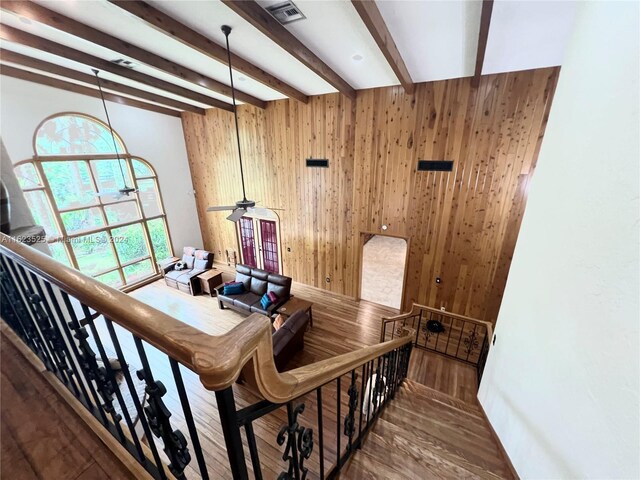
265, 1, 306, 24
417, 160, 454, 172
110, 58, 137, 69
306, 158, 329, 168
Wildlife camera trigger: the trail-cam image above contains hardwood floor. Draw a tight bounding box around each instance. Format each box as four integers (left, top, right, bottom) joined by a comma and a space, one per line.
342, 380, 512, 479
3, 271, 507, 479
0, 334, 136, 480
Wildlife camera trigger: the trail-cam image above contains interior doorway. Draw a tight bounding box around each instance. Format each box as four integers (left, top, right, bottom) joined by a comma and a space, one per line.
360, 234, 408, 310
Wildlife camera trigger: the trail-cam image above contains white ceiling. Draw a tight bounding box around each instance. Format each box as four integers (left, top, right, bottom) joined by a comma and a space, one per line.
376, 0, 482, 83
0, 0, 578, 111
483, 1, 578, 75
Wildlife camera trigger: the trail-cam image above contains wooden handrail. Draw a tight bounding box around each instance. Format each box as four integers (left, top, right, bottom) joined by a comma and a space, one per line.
381, 303, 494, 342
0, 234, 413, 403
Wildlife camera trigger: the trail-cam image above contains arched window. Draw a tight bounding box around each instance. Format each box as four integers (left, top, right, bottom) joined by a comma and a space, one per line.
14, 113, 173, 289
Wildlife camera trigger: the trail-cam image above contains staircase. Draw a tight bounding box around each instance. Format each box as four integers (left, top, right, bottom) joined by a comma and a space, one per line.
342, 379, 513, 479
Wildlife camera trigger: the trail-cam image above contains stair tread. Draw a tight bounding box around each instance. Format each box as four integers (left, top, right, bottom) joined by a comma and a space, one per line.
342, 380, 513, 479
401, 379, 483, 414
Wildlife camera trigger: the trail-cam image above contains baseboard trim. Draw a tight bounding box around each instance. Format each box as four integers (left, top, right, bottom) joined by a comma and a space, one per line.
477, 399, 520, 480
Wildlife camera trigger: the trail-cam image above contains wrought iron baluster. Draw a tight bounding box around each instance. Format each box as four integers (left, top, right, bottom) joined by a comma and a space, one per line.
316, 388, 325, 479
277, 402, 313, 480
444, 316, 454, 355
434, 312, 442, 351
454, 320, 465, 359
389, 349, 399, 399
383, 350, 393, 405
60, 293, 109, 426
43, 283, 95, 405
215, 387, 249, 480
0, 262, 34, 346
344, 370, 358, 453
134, 337, 191, 480
71, 305, 126, 442
26, 272, 75, 390
357, 362, 366, 445
241, 422, 262, 480
108, 324, 170, 479
170, 358, 210, 480
416, 311, 423, 347
3, 258, 56, 370
464, 324, 479, 361
336, 376, 341, 470
370, 357, 380, 418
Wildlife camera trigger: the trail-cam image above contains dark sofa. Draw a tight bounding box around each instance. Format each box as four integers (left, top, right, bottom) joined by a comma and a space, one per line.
272, 310, 309, 370
216, 265, 291, 316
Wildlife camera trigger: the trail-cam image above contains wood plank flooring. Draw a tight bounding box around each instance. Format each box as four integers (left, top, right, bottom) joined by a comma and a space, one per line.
3, 270, 508, 479
343, 380, 512, 479
0, 334, 136, 480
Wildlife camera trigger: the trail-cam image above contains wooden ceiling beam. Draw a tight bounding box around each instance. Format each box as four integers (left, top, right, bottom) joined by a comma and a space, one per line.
222, 0, 357, 100
0, 0, 266, 109
351, 0, 414, 95
0, 64, 181, 117
0, 24, 233, 112
109, 0, 309, 104
472, 0, 494, 88
0, 49, 206, 115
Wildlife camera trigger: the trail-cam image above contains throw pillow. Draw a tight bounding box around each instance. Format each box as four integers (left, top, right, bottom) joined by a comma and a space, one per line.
260, 293, 272, 310
181, 254, 195, 269
267, 291, 278, 303
223, 282, 244, 295
174, 261, 186, 271
273, 314, 286, 330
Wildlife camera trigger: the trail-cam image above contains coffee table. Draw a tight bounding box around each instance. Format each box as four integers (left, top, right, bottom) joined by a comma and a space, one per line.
198, 269, 224, 297
276, 296, 314, 328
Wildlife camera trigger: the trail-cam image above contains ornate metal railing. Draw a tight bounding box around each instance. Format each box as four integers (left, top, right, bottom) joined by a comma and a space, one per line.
0, 234, 413, 479
381, 304, 493, 384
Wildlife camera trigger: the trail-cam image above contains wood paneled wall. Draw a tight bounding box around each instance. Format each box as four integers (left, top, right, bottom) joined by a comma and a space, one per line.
181, 67, 558, 322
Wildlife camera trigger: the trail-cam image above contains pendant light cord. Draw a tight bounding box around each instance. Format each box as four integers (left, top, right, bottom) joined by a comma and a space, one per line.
92, 69, 128, 188
222, 25, 248, 203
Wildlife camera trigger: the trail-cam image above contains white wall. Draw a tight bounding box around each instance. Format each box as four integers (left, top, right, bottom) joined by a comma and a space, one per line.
0, 76, 203, 253
478, 2, 639, 479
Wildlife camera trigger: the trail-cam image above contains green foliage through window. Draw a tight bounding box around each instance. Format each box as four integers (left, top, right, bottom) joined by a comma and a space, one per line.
16, 113, 173, 288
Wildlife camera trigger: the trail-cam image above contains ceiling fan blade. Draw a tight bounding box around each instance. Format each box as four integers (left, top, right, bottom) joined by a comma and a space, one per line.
227, 208, 246, 222
207, 205, 237, 212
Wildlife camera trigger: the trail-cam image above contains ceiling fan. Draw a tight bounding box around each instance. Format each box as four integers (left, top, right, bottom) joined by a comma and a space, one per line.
92, 69, 138, 200
207, 26, 282, 222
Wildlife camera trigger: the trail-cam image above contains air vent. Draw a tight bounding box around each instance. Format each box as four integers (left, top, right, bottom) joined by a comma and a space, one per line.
417, 160, 454, 172
110, 58, 137, 69
306, 158, 329, 168
266, 1, 306, 24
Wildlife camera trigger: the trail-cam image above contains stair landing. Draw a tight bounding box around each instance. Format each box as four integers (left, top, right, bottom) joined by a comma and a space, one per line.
342, 379, 514, 479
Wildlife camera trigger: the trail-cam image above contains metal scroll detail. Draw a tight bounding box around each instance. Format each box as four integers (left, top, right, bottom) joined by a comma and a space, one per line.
343, 371, 359, 450
463, 327, 479, 355
71, 324, 120, 421
136, 369, 191, 479
277, 403, 313, 480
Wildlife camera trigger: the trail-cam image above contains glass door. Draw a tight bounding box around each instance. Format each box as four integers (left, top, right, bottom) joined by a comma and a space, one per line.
259, 219, 279, 274
238, 216, 257, 267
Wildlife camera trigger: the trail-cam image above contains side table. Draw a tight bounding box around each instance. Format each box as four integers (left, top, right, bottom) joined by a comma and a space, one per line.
198, 269, 224, 297
276, 297, 314, 328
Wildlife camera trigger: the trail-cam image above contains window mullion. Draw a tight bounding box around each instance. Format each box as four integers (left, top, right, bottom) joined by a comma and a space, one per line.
33, 159, 78, 269
129, 160, 159, 273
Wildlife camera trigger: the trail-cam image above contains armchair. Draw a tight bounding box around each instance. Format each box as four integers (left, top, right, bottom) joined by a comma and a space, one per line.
164, 247, 214, 295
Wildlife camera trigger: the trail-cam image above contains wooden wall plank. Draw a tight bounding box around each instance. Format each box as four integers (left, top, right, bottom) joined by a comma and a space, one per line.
181, 67, 559, 322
